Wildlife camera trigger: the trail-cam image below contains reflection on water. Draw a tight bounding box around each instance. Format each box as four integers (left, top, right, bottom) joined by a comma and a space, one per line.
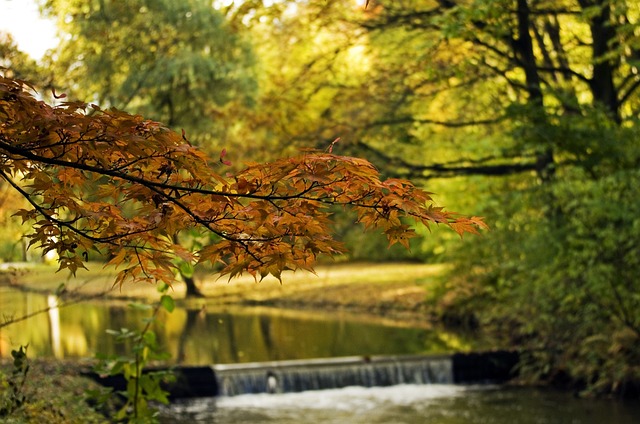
4, 288, 640, 423
161, 385, 640, 424
0, 287, 474, 364
47, 295, 62, 358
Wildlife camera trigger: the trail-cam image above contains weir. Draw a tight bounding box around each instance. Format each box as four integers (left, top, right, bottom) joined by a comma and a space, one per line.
90, 351, 518, 398
213, 355, 453, 396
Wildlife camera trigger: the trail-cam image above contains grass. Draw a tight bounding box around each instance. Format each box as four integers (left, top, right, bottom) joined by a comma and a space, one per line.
199, 262, 447, 307
2, 261, 448, 317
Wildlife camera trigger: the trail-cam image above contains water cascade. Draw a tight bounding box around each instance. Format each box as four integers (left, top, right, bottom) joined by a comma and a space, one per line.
89, 351, 518, 398
213, 355, 453, 396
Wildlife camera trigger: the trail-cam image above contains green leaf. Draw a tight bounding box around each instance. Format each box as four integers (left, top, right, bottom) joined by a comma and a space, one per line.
160, 294, 175, 313
128, 302, 152, 311
178, 261, 194, 278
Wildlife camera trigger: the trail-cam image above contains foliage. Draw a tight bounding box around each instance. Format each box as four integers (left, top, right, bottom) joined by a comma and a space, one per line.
0, 346, 29, 418
90, 284, 175, 423
0, 75, 484, 288
227, 0, 375, 157
441, 157, 640, 394
513, 168, 640, 395
0, 33, 44, 86
0, 357, 109, 424
42, 0, 256, 144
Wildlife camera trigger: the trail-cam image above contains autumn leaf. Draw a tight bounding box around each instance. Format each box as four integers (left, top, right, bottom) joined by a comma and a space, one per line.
220, 148, 232, 166
51, 87, 67, 99
0, 75, 486, 287
327, 137, 340, 153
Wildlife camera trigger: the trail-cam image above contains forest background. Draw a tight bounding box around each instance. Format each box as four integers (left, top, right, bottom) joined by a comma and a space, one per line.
1, 0, 640, 396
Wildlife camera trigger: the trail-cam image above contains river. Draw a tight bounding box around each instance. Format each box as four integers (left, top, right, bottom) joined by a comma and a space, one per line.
0, 287, 475, 362
2, 287, 640, 423
160, 384, 640, 424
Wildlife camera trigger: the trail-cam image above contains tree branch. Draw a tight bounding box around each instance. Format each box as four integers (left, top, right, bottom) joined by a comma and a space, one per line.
355, 141, 539, 180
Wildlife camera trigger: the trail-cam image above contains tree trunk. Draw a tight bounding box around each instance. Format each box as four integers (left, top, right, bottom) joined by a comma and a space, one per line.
579, 0, 620, 122
171, 233, 204, 298
183, 273, 204, 298
514, 0, 555, 181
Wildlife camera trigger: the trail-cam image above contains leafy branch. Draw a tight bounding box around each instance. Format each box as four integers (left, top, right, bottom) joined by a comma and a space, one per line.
1, 75, 486, 287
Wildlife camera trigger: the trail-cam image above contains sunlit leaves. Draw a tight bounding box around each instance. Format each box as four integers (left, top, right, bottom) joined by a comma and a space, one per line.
0, 75, 485, 287
44, 0, 256, 147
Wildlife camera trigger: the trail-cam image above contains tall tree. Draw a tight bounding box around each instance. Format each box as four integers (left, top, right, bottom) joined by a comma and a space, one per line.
354, 0, 639, 179
228, 0, 640, 392
41, 0, 258, 294
42, 0, 256, 144
236, 0, 639, 180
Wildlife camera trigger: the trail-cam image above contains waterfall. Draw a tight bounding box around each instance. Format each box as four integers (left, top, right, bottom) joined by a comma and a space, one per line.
213, 355, 453, 396
90, 352, 516, 398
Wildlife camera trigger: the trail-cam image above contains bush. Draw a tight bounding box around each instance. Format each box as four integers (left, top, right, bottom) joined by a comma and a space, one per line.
442, 167, 640, 395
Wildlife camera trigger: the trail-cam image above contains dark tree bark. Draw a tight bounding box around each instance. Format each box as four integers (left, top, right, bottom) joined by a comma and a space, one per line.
183, 273, 204, 298
171, 233, 204, 298
578, 0, 621, 122
513, 0, 555, 181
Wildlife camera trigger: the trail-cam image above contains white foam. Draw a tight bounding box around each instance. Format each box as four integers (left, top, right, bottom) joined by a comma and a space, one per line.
182, 384, 468, 414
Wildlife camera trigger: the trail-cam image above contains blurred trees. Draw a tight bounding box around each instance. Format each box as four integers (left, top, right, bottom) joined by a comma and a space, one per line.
42, 0, 256, 148
223, 0, 640, 393
238, 0, 639, 179
2, 0, 640, 392
336, 0, 639, 393
0, 33, 45, 84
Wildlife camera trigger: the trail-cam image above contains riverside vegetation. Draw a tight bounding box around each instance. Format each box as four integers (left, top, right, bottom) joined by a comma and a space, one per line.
2, 0, 640, 420
0, 72, 483, 422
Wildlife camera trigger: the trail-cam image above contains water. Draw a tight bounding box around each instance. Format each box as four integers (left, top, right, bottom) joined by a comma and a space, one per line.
0, 287, 475, 363
160, 384, 640, 424
4, 288, 640, 423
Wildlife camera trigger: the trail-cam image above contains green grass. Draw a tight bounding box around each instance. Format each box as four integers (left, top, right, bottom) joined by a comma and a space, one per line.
2, 261, 447, 306
188, 262, 447, 319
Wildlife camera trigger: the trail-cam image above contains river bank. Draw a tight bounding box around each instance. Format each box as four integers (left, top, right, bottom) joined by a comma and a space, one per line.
2, 261, 637, 422
1, 261, 449, 325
